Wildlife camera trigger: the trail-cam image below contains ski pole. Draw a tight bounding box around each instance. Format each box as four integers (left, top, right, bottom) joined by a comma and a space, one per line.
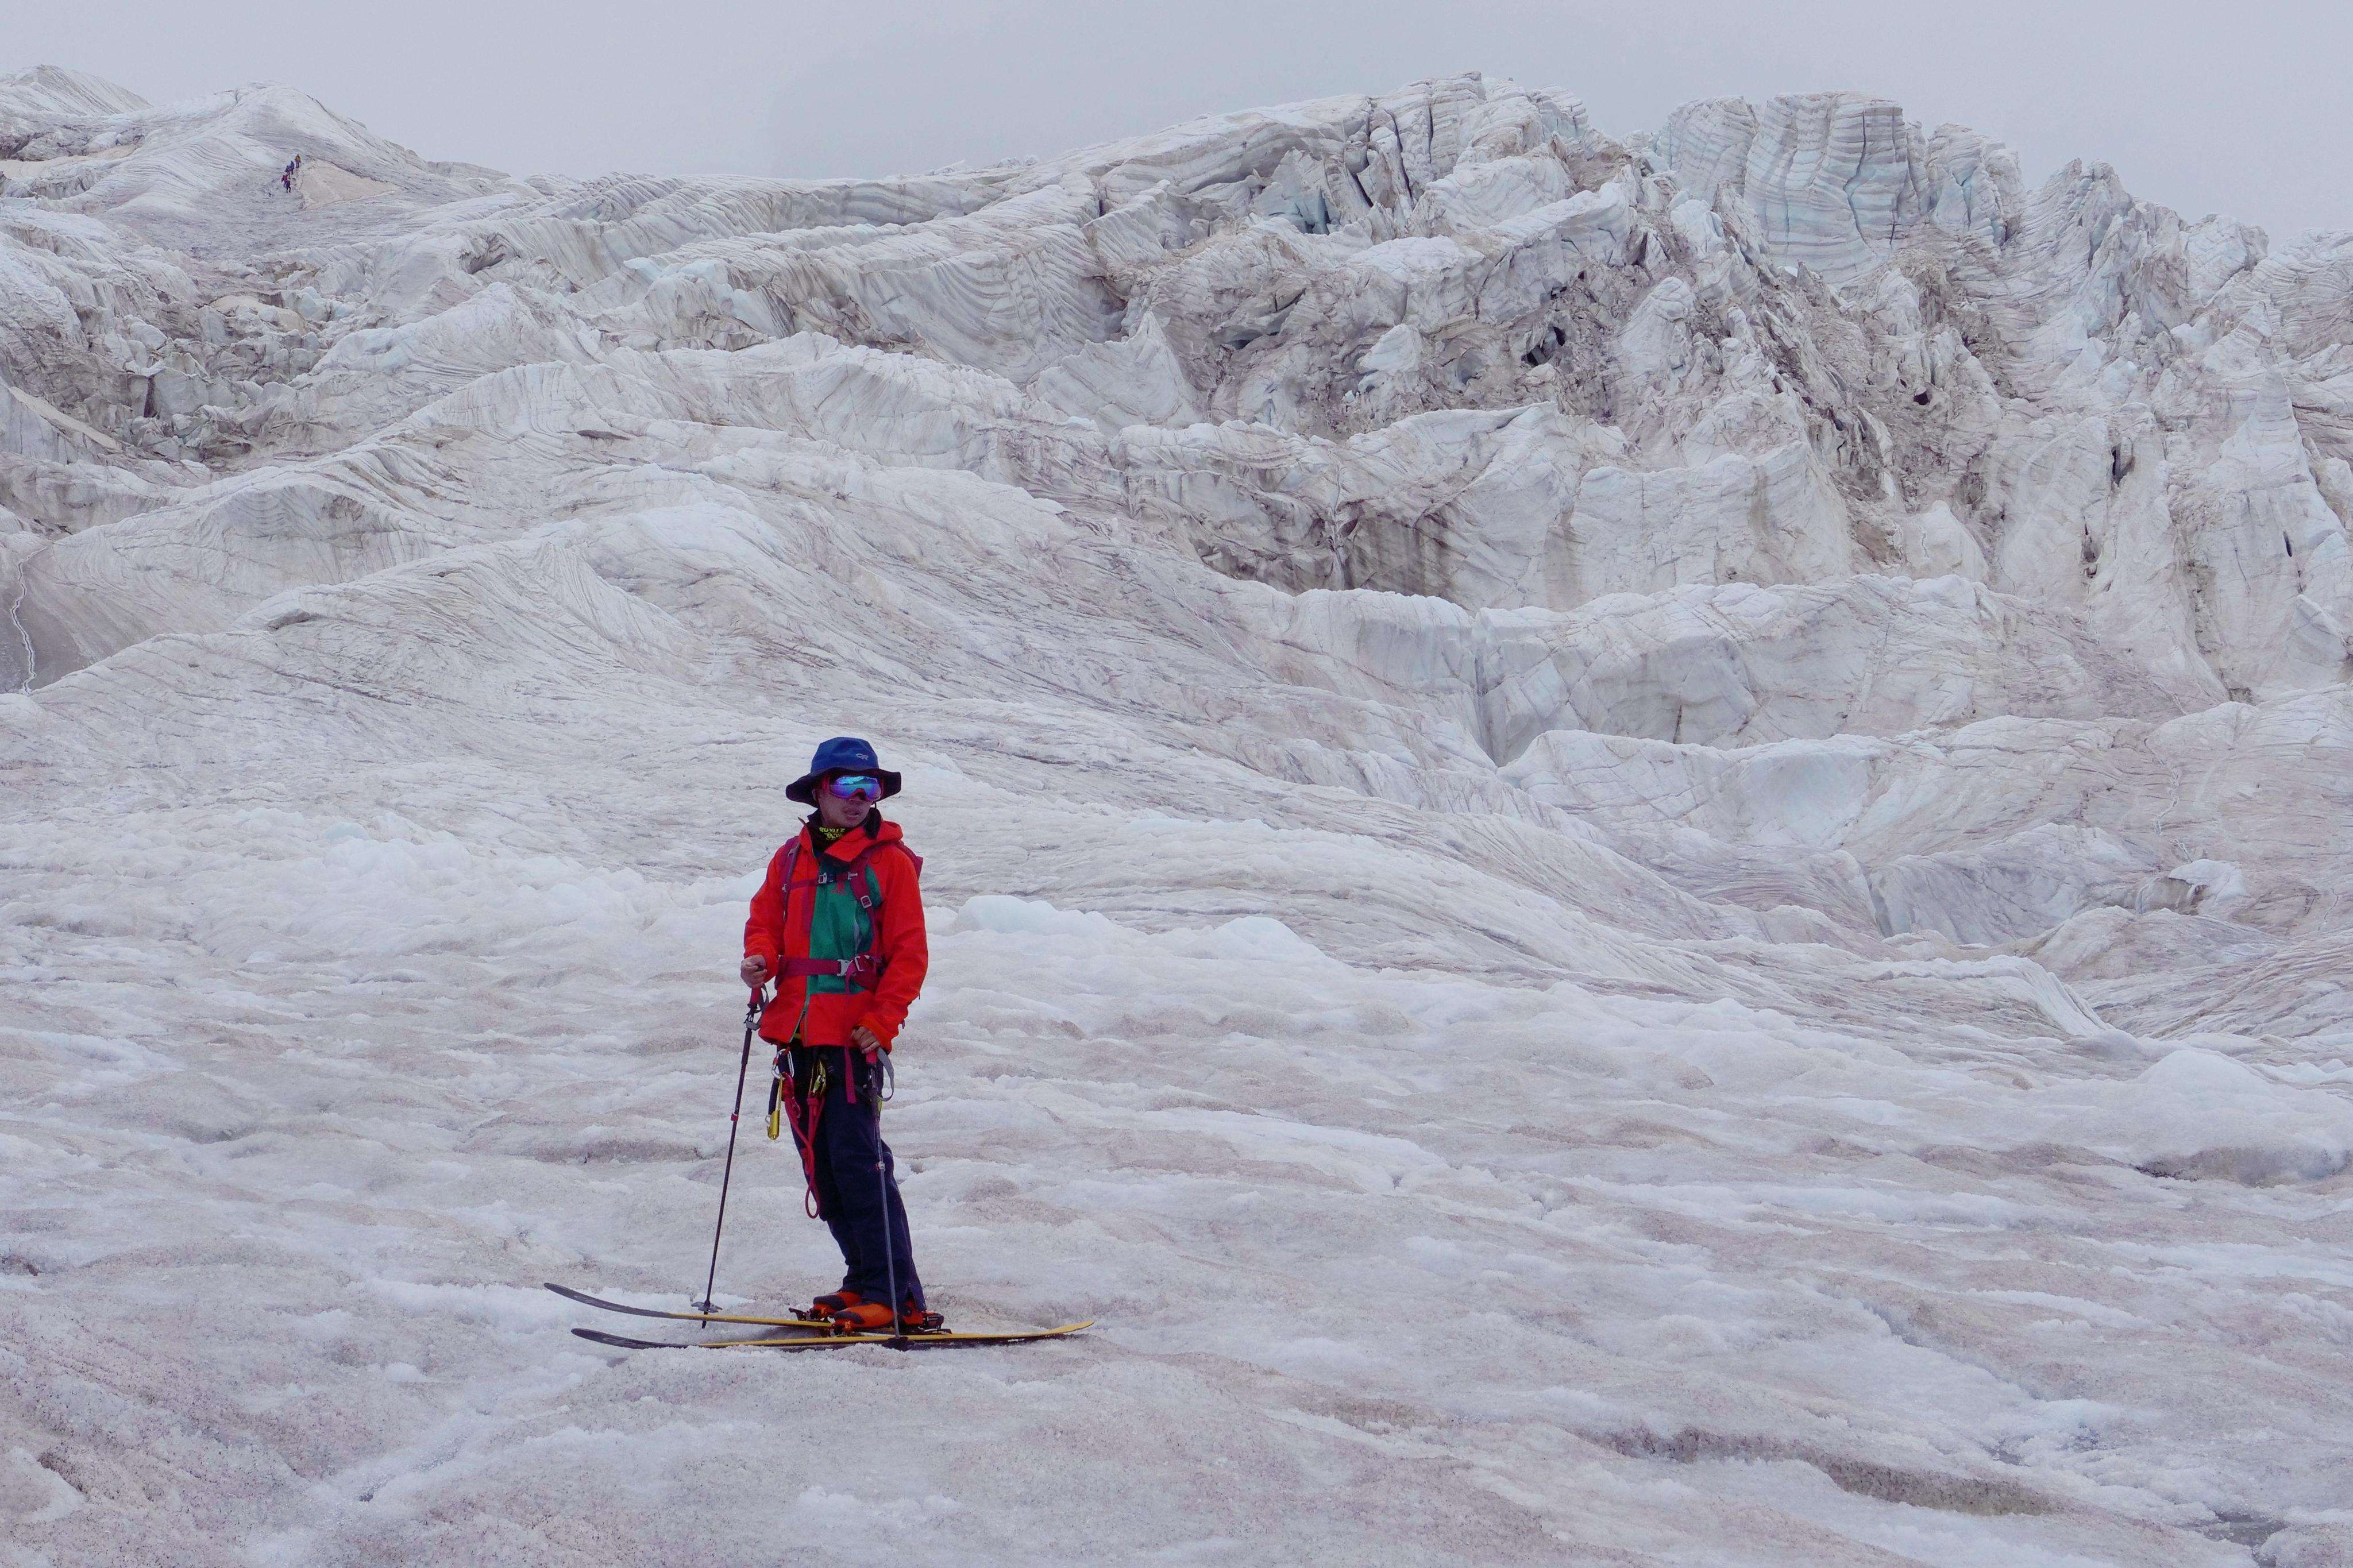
695, 985, 766, 1320
871, 1049, 906, 1349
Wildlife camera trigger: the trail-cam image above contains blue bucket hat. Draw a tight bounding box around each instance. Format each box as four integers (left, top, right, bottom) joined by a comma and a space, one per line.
786, 735, 902, 805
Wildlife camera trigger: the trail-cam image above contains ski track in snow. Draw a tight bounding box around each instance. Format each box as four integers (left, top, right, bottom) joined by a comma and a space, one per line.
2, 62, 2351, 1566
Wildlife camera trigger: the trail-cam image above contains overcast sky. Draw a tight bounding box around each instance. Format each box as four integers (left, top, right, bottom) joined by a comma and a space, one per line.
11, 0, 2349, 236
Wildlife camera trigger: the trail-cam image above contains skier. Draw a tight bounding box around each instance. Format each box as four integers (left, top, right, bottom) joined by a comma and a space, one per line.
739, 736, 938, 1334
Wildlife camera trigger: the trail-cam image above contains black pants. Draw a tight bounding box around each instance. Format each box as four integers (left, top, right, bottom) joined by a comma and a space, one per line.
788, 1046, 924, 1308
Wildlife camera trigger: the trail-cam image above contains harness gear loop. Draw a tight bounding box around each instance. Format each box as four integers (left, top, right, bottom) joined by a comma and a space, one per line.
777, 1045, 831, 1220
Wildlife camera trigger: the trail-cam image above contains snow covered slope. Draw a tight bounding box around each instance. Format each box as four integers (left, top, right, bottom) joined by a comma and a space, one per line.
3, 68, 2350, 1566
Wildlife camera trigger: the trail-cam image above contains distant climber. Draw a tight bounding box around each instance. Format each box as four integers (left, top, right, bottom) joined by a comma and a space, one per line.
280, 154, 300, 192
739, 736, 938, 1334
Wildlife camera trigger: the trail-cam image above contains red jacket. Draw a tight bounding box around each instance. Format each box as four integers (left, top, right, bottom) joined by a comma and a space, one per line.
744, 815, 927, 1049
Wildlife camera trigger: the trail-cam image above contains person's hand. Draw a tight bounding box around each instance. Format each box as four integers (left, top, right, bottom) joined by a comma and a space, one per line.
851, 1024, 882, 1060
740, 955, 770, 988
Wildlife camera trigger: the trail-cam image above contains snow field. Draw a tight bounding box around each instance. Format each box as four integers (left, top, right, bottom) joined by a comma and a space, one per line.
7, 793, 2350, 1563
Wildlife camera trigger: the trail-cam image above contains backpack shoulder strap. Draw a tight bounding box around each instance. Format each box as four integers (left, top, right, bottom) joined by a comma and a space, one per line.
778, 839, 804, 924
836, 839, 919, 913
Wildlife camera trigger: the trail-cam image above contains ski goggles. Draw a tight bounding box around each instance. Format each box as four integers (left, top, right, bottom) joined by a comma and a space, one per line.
824, 773, 883, 803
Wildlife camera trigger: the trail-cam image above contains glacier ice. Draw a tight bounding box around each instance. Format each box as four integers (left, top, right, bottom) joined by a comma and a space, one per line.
2, 62, 2350, 1565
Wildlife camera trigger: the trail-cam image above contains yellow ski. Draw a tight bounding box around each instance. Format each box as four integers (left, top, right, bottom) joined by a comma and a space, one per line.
573, 1321, 1094, 1352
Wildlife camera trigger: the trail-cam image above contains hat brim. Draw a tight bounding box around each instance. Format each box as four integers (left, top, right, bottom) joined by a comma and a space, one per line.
786, 767, 901, 805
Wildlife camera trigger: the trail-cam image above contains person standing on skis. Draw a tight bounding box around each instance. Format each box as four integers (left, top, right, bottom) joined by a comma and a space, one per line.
739, 736, 937, 1334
